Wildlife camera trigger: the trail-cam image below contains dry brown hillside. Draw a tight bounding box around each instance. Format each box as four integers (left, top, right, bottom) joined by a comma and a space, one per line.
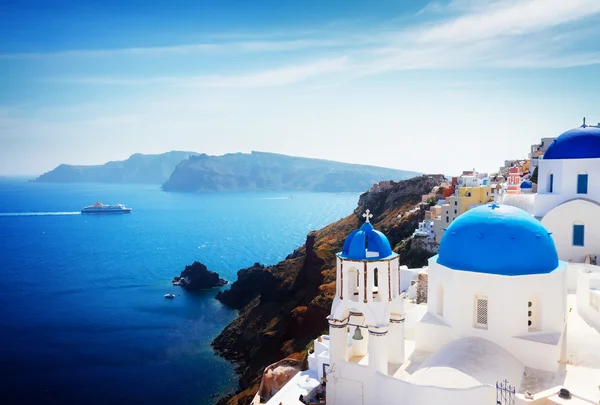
213, 174, 445, 405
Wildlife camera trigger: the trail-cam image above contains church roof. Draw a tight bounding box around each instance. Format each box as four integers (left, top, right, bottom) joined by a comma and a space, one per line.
520, 181, 532, 189
339, 215, 396, 261
437, 204, 559, 275
544, 125, 600, 160
408, 337, 524, 388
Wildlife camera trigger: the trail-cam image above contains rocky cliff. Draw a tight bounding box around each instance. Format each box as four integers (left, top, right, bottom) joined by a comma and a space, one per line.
212, 174, 445, 405
35, 151, 198, 184
162, 151, 421, 192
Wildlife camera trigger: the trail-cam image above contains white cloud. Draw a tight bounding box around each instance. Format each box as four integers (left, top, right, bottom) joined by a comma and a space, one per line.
48, 57, 349, 88
416, 0, 600, 43
0, 39, 353, 59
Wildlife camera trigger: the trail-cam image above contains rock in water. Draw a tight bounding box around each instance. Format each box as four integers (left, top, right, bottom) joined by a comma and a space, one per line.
175, 261, 227, 290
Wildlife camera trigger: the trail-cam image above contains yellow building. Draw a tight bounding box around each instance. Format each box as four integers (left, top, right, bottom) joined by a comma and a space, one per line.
433, 186, 493, 242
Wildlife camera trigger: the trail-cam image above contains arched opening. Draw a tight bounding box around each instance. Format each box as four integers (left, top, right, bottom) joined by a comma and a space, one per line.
436, 284, 444, 317
347, 268, 359, 302
577, 171, 588, 194
573, 221, 585, 247
548, 173, 554, 193
374, 268, 378, 287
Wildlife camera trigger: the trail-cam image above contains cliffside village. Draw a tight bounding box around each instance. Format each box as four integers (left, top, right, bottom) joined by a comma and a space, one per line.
251, 119, 600, 405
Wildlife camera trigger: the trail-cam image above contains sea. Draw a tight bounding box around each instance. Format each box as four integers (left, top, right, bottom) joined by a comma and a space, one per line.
0, 178, 359, 405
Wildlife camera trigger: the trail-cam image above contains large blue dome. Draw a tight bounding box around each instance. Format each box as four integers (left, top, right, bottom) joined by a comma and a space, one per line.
340, 222, 396, 261
437, 204, 559, 275
544, 126, 600, 160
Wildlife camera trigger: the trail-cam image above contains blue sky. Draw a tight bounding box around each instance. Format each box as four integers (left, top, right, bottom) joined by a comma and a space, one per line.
1, 0, 600, 176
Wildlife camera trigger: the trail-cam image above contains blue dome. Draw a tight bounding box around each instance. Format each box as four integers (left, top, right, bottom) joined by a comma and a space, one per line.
340, 222, 395, 261
437, 204, 559, 276
520, 181, 532, 189
544, 126, 600, 160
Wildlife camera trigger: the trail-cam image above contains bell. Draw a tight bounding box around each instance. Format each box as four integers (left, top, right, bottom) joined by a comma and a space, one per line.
352, 326, 363, 340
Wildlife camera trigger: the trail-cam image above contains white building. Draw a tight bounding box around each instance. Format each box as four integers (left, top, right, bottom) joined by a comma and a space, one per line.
416, 204, 567, 373
299, 204, 600, 405
413, 219, 435, 239
529, 137, 556, 169
534, 123, 600, 265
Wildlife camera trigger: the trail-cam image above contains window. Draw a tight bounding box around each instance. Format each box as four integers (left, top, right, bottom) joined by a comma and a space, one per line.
436, 284, 444, 317
577, 173, 588, 194
528, 300, 537, 331
446, 216, 449, 223
374, 268, 378, 287
475, 295, 488, 328
454, 201, 457, 206
454, 209, 457, 214
573, 224, 585, 247
548, 174, 553, 193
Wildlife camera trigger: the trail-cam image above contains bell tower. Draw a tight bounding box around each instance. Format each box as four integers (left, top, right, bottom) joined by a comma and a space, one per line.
327, 209, 405, 380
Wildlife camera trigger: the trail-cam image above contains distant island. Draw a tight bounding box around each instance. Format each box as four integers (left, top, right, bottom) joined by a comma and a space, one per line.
34, 151, 198, 184
34, 150, 420, 192
162, 151, 420, 192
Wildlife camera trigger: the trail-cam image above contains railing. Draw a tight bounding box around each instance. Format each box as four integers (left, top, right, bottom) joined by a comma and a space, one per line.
496, 379, 515, 405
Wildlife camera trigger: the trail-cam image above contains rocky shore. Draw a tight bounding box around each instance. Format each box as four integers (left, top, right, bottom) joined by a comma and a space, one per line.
211, 174, 446, 405
173, 261, 227, 290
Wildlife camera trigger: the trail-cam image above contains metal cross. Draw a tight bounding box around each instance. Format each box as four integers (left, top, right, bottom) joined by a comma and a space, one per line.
363, 209, 373, 223
488, 203, 500, 210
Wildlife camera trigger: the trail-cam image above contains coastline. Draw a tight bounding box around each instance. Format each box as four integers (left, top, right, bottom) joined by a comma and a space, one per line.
210, 175, 445, 405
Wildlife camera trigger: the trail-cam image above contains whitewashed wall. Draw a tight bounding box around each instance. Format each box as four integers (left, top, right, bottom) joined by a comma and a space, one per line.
542, 199, 600, 263
576, 268, 600, 331
536, 157, 600, 217
327, 360, 494, 405
416, 258, 567, 372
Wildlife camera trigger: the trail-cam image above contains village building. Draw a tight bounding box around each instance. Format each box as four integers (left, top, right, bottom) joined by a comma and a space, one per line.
299, 204, 600, 405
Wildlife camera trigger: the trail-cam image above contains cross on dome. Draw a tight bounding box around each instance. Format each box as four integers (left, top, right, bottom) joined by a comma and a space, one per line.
362, 209, 373, 223
488, 203, 500, 210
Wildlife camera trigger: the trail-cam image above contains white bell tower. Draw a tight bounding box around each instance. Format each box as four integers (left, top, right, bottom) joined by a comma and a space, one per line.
327, 209, 405, 399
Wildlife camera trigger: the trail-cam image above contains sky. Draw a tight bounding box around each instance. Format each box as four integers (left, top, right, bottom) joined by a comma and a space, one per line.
1, 0, 600, 176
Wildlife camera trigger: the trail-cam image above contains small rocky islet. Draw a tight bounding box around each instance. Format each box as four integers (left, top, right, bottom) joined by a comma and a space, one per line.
172, 261, 228, 291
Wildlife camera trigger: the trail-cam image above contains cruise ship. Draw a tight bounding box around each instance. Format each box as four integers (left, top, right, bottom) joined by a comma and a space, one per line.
81, 202, 132, 214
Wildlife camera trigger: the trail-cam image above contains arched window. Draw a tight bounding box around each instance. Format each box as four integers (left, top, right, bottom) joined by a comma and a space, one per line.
577, 172, 588, 194
573, 222, 585, 247
374, 268, 379, 287
436, 284, 444, 317
347, 268, 359, 298
548, 173, 554, 193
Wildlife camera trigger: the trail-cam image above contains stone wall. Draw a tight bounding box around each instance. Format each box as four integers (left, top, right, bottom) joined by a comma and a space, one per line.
411, 237, 439, 255
416, 271, 428, 304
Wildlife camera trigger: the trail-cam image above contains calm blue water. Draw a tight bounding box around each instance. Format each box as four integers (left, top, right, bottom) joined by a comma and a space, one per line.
0, 179, 358, 405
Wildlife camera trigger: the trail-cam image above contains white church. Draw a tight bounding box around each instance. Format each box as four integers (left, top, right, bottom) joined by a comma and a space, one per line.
265, 123, 600, 405
534, 123, 600, 270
